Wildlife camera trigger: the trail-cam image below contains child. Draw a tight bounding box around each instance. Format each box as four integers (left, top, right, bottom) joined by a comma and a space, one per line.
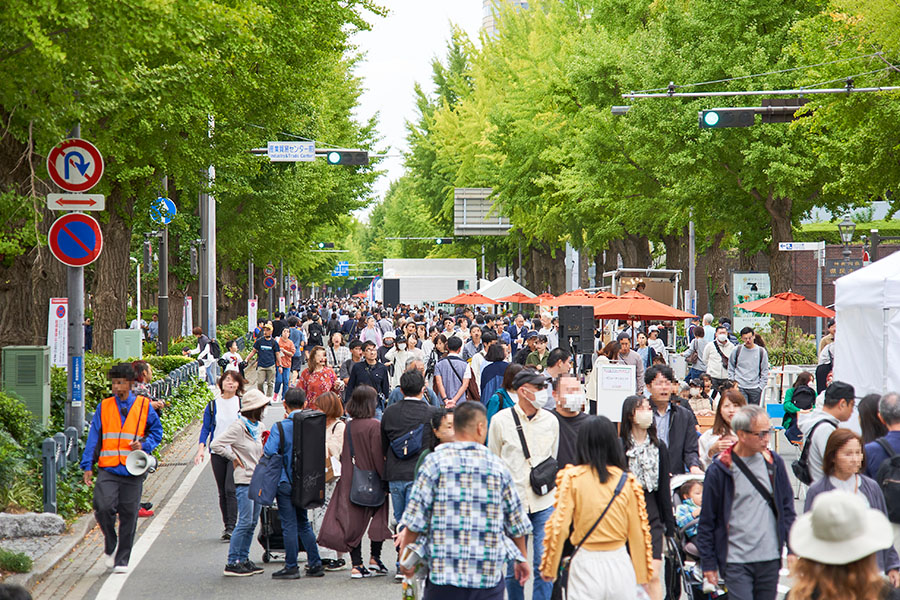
675, 480, 703, 539
221, 340, 243, 374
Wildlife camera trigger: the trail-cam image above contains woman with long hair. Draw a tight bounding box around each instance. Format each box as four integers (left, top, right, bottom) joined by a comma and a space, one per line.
326, 332, 350, 376
804, 428, 900, 584
698, 389, 747, 468
195, 370, 246, 540
309, 391, 347, 572
783, 372, 816, 443
619, 395, 674, 600
859, 394, 888, 445
486, 363, 523, 427
635, 331, 655, 368
317, 385, 391, 579
541, 416, 653, 599
788, 490, 898, 600
586, 341, 621, 410
298, 346, 341, 412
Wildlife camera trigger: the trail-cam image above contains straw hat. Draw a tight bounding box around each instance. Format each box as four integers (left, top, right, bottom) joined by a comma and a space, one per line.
240, 389, 270, 413
790, 490, 892, 565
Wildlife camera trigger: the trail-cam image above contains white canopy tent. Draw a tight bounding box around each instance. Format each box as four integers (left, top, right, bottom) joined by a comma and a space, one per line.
834, 251, 900, 396
477, 276, 535, 300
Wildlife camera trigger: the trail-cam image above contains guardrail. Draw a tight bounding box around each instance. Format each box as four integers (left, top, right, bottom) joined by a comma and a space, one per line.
235, 332, 254, 352
41, 361, 202, 513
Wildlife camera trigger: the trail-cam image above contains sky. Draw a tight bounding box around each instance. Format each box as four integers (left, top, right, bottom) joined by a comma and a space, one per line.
351, 1, 483, 217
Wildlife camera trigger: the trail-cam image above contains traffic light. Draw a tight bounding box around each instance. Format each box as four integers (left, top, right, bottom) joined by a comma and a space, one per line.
142, 240, 152, 273
699, 109, 755, 128
435, 238, 454, 245
317, 242, 335, 249
189, 246, 198, 276
325, 151, 369, 166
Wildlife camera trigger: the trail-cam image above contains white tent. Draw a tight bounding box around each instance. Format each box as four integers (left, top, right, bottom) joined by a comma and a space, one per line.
833, 251, 900, 395
477, 276, 535, 300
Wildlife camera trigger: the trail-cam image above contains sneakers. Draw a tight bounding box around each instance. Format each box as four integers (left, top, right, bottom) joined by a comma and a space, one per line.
138, 507, 154, 518
322, 558, 346, 571
104, 544, 117, 569
113, 565, 129, 574
305, 564, 325, 578
243, 560, 265, 575
140, 502, 153, 510
395, 571, 405, 582
221, 528, 233, 541
272, 566, 301, 580
224, 562, 254, 577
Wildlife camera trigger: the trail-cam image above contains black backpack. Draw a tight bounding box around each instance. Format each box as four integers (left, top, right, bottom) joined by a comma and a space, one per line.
308, 323, 324, 347
791, 419, 834, 485
791, 386, 816, 411
875, 439, 900, 523
207, 339, 222, 359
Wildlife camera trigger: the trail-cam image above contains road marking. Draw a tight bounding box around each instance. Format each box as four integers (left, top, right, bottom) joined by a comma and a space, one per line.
94, 459, 206, 599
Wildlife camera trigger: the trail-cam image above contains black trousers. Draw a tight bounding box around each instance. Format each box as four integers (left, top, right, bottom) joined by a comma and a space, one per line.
94, 470, 145, 567
350, 540, 383, 566
210, 453, 237, 530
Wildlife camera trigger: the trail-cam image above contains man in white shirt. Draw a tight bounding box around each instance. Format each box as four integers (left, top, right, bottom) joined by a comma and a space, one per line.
488, 369, 559, 600
538, 311, 559, 351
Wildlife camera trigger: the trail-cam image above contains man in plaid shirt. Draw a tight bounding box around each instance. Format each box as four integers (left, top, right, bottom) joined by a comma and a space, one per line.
398, 401, 532, 599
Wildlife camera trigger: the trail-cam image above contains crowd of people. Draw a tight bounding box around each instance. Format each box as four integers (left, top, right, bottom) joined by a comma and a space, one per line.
80, 294, 900, 600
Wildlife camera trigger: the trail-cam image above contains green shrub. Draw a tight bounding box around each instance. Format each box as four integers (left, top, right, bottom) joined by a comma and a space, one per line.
0, 429, 28, 511
763, 320, 818, 365
0, 547, 33, 573
0, 392, 40, 446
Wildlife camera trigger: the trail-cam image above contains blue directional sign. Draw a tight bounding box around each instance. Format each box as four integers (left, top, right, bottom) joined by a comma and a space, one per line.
71, 355, 83, 408
150, 197, 177, 225
332, 260, 349, 277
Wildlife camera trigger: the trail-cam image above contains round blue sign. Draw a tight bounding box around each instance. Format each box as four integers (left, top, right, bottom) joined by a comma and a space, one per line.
150, 197, 177, 225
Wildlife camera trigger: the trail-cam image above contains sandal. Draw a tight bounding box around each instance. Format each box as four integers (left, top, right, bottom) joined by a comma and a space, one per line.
368, 558, 388, 576
351, 565, 372, 579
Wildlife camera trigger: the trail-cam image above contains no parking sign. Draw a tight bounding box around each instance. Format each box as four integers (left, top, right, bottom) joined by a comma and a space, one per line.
48, 213, 103, 267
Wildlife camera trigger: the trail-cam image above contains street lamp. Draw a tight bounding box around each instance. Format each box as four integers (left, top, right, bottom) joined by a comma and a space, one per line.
838, 215, 856, 258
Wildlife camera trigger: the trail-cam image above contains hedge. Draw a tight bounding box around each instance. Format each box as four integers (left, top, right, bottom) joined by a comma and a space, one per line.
795, 220, 900, 245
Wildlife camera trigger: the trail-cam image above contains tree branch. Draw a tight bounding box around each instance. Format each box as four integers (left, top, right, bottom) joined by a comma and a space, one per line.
0, 29, 71, 63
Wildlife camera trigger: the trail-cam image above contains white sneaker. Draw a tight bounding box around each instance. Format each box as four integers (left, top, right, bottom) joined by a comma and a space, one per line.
104, 546, 117, 569
113, 565, 129, 574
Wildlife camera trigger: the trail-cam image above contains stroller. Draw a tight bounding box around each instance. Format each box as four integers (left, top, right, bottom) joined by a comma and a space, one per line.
257, 504, 305, 563
665, 473, 728, 599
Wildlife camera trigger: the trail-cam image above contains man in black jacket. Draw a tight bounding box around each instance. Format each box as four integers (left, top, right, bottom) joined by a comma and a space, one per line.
646, 364, 702, 474
346, 341, 391, 418
381, 369, 440, 576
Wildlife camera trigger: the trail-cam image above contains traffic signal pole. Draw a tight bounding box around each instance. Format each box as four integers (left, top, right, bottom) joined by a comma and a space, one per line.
158, 175, 169, 356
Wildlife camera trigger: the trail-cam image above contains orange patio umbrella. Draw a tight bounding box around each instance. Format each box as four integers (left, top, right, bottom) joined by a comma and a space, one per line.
520, 292, 556, 305
441, 291, 500, 305
593, 290, 696, 320
592, 290, 617, 299
496, 292, 534, 303
352, 292, 366, 298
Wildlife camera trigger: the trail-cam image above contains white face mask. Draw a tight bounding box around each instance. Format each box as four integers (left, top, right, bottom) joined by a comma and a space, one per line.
397, 342, 407, 350
690, 388, 700, 397
634, 410, 654, 430
530, 388, 550, 409
562, 392, 586, 412
717, 334, 728, 343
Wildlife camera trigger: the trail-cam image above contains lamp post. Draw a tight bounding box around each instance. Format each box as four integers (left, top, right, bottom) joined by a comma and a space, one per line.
838, 215, 856, 258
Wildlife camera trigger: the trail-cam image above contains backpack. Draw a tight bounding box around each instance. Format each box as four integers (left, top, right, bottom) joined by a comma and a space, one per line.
875, 439, 900, 523
308, 323, 324, 347
208, 339, 222, 359
791, 386, 816, 411
791, 419, 834, 485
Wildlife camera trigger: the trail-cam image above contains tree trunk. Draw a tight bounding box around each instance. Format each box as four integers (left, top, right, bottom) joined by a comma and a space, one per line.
764, 193, 794, 293
662, 226, 689, 276
90, 185, 134, 354
700, 232, 730, 318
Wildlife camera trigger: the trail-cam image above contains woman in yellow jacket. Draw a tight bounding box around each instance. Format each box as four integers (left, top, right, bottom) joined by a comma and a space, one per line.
540, 416, 653, 600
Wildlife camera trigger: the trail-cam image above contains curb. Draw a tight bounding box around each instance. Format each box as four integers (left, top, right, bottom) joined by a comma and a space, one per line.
5, 512, 96, 589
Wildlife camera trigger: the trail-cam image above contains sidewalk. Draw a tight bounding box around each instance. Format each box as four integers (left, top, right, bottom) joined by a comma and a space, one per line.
22, 418, 203, 599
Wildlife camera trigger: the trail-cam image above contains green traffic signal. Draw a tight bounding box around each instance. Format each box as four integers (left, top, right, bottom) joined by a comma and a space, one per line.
316, 242, 335, 249
435, 238, 454, 245
324, 150, 369, 166
698, 109, 754, 128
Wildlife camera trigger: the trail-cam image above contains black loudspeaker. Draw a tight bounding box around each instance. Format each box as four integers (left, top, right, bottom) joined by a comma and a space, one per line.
291, 410, 326, 510
559, 305, 595, 354
383, 278, 400, 308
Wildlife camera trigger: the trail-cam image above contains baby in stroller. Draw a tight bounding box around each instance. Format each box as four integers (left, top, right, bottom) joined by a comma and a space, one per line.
675, 480, 703, 546
669, 474, 726, 599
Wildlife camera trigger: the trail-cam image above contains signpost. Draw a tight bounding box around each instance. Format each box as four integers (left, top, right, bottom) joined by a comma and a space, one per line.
48, 212, 103, 267
779, 240, 826, 347
263, 276, 276, 289
825, 258, 863, 278
264, 263, 275, 276
267, 141, 315, 162
331, 261, 349, 277
47, 299, 68, 368
46, 138, 104, 192
150, 196, 177, 225
47, 194, 105, 211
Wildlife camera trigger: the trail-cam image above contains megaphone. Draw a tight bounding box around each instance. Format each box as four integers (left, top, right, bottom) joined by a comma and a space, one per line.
125, 450, 158, 476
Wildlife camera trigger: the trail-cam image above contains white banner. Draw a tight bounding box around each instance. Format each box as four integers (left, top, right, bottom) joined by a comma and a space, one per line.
278, 296, 286, 314
248, 298, 258, 333
47, 298, 68, 368
182, 296, 193, 337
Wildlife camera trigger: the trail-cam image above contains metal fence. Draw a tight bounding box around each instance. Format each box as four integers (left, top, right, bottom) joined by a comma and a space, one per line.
235, 332, 254, 352
41, 360, 201, 513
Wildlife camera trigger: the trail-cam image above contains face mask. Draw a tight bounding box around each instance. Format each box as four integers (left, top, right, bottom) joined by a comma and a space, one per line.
530, 388, 550, 409
397, 342, 407, 350
717, 334, 728, 343
690, 388, 700, 397
634, 410, 654, 430
562, 392, 586, 412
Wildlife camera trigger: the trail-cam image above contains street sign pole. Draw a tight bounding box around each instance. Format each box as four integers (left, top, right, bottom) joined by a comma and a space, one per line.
158, 176, 170, 356
815, 241, 824, 350
199, 174, 208, 335
65, 123, 84, 436
278, 259, 284, 309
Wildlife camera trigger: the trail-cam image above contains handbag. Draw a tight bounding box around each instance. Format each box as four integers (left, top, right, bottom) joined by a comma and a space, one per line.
249, 422, 285, 507
713, 341, 729, 370
347, 420, 386, 508
551, 473, 627, 600
390, 423, 425, 460
511, 409, 558, 496
686, 340, 699, 365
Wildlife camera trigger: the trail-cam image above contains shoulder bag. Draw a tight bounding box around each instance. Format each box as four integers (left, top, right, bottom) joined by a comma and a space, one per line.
552, 473, 627, 600
732, 453, 778, 516
249, 422, 285, 506
511, 409, 558, 496
347, 420, 386, 507
714, 341, 730, 370
447, 356, 480, 403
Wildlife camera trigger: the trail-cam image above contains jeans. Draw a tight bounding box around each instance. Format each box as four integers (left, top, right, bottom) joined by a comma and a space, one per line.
724, 560, 780, 600
685, 367, 704, 383
205, 362, 218, 386
740, 387, 763, 405
257, 366, 276, 397
228, 485, 262, 564
389, 480, 415, 526
274, 366, 290, 396
506, 505, 553, 600
276, 481, 321, 569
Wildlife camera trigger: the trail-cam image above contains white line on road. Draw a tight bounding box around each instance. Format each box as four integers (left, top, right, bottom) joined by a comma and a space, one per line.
95, 459, 206, 600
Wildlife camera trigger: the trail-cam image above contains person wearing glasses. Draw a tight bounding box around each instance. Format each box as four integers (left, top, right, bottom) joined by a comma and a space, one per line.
798, 382, 857, 485
697, 405, 797, 600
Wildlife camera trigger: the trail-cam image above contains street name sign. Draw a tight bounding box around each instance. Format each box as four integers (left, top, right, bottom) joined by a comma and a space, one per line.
778, 242, 821, 251
46, 138, 104, 192
47, 193, 105, 211
825, 258, 863, 278
267, 141, 315, 162
48, 213, 103, 267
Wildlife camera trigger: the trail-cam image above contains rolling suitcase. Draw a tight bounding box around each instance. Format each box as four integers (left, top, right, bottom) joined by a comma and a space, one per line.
291, 409, 326, 509
257, 504, 305, 563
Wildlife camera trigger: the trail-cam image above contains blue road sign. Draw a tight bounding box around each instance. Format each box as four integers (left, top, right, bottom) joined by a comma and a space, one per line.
71, 355, 83, 408
48, 213, 103, 267
150, 197, 177, 225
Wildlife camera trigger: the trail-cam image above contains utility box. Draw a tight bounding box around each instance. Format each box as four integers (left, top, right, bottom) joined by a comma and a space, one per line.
113, 329, 143, 360
1, 346, 51, 427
